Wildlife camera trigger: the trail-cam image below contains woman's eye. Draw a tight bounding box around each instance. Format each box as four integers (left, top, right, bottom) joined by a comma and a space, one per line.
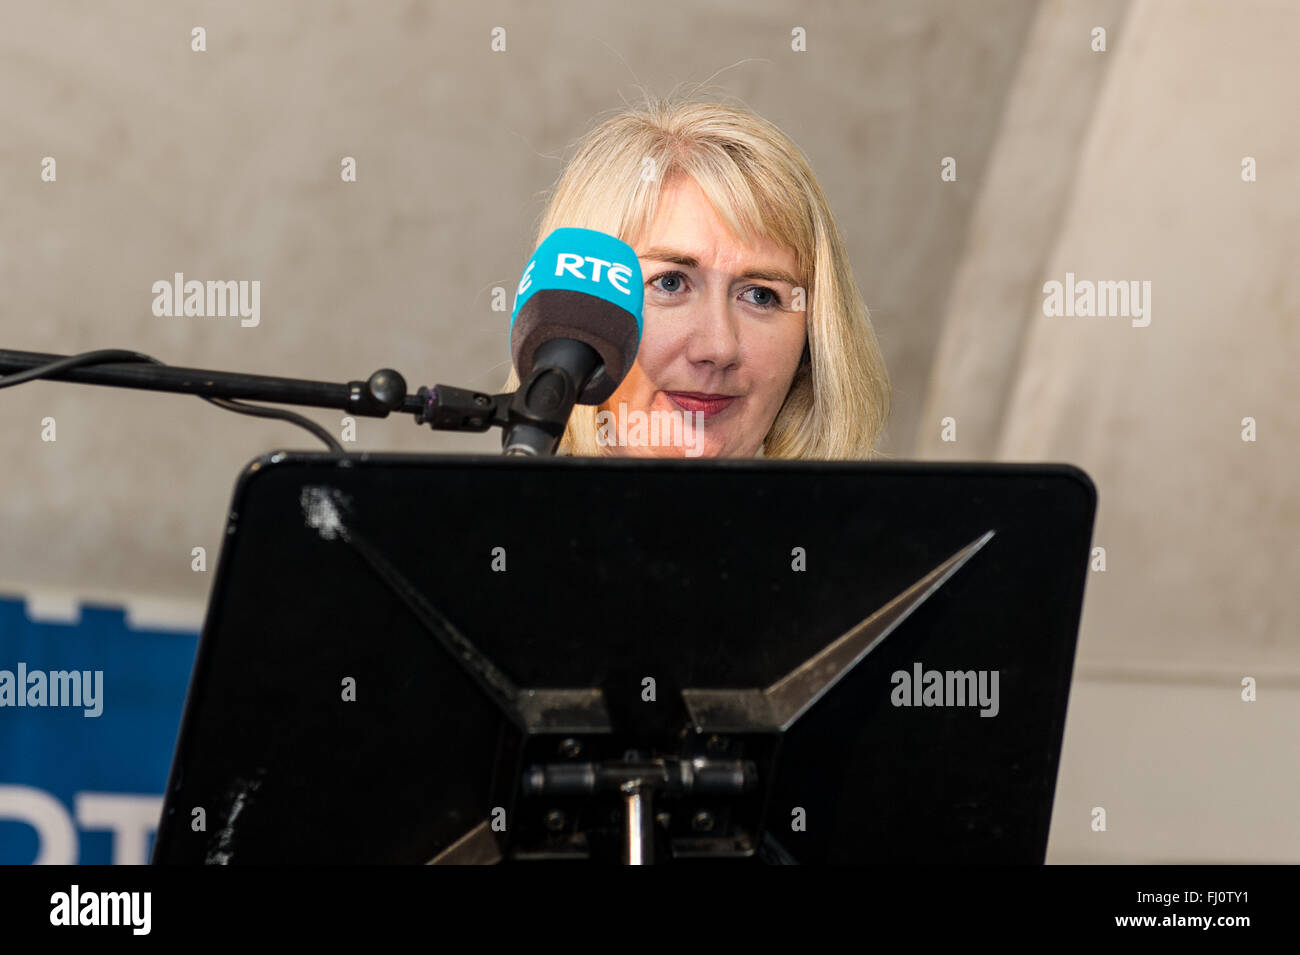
744, 286, 782, 309
649, 271, 686, 294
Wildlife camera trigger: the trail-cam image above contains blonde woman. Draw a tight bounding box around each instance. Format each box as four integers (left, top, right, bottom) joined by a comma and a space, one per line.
502, 93, 891, 459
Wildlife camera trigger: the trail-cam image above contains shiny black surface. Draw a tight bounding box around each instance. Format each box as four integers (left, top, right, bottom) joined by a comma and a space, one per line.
153, 452, 1096, 864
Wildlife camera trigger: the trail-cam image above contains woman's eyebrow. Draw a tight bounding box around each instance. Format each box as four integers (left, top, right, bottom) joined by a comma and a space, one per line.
639, 247, 800, 287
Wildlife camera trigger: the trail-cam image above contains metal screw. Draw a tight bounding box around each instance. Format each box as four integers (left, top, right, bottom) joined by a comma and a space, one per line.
544, 809, 566, 832
691, 810, 715, 833
558, 737, 582, 758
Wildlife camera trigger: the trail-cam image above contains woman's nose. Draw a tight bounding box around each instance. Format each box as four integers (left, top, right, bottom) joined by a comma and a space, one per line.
683, 295, 742, 368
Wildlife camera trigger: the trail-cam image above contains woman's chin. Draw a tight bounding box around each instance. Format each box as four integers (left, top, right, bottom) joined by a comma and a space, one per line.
600, 441, 730, 459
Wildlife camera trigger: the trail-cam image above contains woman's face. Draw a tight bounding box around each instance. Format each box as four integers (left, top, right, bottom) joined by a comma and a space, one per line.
597, 176, 808, 458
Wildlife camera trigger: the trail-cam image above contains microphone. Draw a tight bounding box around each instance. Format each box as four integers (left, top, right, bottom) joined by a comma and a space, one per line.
503, 228, 644, 455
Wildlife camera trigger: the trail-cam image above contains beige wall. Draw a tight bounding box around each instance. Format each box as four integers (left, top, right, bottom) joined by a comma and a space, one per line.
1, 0, 1295, 861
910, 0, 1300, 861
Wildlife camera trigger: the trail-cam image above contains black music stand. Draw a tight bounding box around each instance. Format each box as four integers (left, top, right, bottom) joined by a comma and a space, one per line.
151, 452, 1096, 864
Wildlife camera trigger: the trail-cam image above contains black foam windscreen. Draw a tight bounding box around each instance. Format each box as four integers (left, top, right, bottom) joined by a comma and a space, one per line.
510, 289, 640, 405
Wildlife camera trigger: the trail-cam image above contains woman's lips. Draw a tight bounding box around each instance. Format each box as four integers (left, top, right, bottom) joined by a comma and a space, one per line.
663, 391, 737, 417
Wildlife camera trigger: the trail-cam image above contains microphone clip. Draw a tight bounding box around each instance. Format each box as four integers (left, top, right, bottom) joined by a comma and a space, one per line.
411, 339, 603, 456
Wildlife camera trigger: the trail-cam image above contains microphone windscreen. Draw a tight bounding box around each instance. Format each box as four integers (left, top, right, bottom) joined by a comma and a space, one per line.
509, 228, 643, 404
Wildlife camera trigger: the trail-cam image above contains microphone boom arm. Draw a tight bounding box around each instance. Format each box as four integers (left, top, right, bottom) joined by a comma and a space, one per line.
0, 347, 584, 456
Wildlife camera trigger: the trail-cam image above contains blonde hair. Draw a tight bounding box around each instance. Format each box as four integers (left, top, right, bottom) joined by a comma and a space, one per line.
502, 90, 891, 459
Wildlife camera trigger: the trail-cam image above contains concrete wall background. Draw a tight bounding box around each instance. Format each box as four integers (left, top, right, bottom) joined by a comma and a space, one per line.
1, 0, 1295, 861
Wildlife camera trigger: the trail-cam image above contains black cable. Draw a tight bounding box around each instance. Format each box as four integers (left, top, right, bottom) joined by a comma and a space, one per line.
201, 396, 343, 452
0, 349, 344, 452
0, 349, 152, 388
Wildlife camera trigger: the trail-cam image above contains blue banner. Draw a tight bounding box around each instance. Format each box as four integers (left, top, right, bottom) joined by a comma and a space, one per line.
0, 594, 199, 864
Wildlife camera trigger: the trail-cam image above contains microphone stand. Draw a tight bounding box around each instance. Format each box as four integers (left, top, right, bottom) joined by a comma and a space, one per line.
0, 348, 589, 456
